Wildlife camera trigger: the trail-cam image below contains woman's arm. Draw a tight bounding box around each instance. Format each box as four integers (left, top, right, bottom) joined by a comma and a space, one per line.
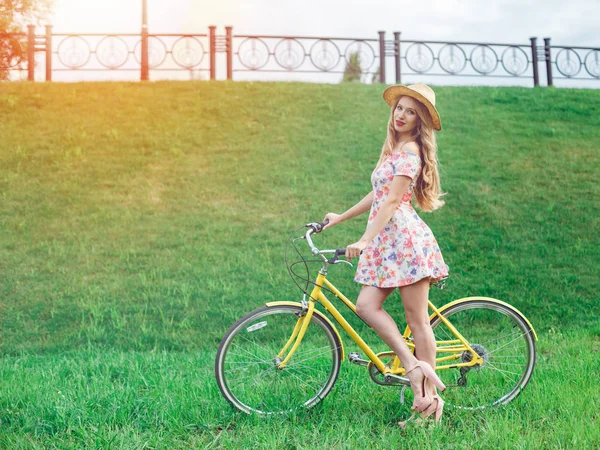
345, 175, 412, 258
323, 191, 373, 230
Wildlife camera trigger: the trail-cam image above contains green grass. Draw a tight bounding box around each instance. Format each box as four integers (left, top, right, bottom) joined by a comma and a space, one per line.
0, 81, 599, 448
0, 329, 598, 448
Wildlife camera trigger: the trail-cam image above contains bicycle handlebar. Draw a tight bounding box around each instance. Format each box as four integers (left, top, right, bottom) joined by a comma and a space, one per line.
306, 220, 329, 234
303, 220, 346, 261
333, 248, 347, 259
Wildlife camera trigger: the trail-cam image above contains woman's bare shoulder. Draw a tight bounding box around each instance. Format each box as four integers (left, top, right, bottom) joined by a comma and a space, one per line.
403, 141, 421, 158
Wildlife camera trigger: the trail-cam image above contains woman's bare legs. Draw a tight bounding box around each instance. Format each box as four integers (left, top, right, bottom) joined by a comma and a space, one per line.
399, 278, 443, 418
355, 285, 427, 402
356, 280, 444, 423
399, 278, 436, 371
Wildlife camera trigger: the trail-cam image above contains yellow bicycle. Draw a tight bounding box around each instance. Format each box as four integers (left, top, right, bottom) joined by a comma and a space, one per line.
215, 221, 537, 415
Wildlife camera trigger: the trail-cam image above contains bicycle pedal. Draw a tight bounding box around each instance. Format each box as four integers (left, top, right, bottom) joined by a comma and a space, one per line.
348, 352, 369, 367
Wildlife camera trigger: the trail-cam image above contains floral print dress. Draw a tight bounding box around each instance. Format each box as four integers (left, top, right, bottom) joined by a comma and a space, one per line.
354, 151, 449, 288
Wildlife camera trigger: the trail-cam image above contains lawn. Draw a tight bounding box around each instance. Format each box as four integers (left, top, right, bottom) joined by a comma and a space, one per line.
0, 81, 599, 448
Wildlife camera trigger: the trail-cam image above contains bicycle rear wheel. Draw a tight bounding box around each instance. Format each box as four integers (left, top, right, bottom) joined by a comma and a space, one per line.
429, 298, 536, 410
215, 304, 342, 414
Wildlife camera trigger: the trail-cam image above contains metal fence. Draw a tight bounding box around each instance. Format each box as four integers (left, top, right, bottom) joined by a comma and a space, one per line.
231, 33, 379, 81
52, 32, 210, 75
2, 25, 599, 86
550, 44, 600, 81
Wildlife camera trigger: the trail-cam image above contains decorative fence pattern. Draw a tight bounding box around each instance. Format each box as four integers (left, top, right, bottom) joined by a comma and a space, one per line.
396, 39, 532, 79
232, 34, 379, 80
2, 25, 599, 87
52, 33, 210, 74
551, 45, 600, 80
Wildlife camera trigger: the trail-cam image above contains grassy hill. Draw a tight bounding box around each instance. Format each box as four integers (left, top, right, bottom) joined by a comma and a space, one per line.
0, 81, 599, 448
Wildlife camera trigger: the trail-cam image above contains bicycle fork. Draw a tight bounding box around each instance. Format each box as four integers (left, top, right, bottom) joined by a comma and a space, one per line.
274, 296, 314, 369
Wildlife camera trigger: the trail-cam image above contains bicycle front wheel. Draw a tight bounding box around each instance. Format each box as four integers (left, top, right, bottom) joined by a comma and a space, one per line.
215, 304, 342, 414
430, 298, 536, 410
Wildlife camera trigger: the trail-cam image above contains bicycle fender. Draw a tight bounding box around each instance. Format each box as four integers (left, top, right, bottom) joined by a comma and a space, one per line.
265, 301, 346, 360
436, 297, 538, 341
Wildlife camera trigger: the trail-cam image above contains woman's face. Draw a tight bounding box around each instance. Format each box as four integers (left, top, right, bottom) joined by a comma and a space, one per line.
393, 96, 420, 135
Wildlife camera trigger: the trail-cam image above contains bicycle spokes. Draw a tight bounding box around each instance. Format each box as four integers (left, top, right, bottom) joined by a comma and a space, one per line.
429, 300, 536, 409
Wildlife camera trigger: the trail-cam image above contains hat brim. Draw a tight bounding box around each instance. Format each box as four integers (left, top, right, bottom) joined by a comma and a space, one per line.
383, 85, 442, 131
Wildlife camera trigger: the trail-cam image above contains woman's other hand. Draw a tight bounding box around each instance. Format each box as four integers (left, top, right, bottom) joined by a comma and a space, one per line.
323, 213, 343, 230
346, 240, 368, 259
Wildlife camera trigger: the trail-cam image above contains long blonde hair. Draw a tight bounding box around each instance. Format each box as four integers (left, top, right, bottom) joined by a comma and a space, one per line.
376, 96, 445, 211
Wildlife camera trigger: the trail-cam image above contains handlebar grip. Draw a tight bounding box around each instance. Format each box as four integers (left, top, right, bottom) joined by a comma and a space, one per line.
335, 248, 346, 256
308, 219, 330, 233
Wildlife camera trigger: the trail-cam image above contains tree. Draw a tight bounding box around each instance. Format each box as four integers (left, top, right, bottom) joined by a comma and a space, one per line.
342, 51, 362, 83
343, 51, 381, 84
0, 0, 53, 80
371, 66, 380, 84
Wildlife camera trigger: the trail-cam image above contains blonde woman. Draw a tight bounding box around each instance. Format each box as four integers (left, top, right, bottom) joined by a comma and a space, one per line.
323, 83, 449, 426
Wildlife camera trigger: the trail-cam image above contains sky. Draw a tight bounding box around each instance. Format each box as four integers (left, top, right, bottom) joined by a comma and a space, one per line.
48, 0, 599, 45
38, 0, 600, 86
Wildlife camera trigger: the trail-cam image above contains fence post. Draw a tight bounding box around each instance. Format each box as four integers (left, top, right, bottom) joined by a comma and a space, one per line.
141, 19, 149, 80
45, 24, 52, 81
225, 26, 233, 80
378, 31, 386, 83
209, 26, 216, 80
141, 31, 149, 80
27, 24, 35, 81
529, 37, 539, 87
544, 37, 553, 87
394, 31, 401, 84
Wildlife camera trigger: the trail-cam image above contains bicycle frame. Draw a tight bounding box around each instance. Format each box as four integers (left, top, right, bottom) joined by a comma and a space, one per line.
274, 271, 485, 376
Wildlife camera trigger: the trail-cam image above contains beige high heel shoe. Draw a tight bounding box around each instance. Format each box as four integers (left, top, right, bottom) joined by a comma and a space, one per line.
399, 394, 445, 429
405, 360, 446, 412
398, 360, 446, 428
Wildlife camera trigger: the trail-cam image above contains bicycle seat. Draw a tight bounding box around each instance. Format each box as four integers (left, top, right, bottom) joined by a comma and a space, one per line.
430, 275, 449, 290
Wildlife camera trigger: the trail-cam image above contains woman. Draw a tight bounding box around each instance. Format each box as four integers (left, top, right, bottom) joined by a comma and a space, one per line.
323, 83, 449, 426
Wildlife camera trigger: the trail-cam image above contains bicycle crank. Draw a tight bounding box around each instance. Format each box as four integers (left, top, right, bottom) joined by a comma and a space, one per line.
367, 352, 410, 386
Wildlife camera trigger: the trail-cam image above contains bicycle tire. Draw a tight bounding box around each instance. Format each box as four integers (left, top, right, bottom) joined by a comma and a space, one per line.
428, 298, 536, 410
215, 304, 343, 414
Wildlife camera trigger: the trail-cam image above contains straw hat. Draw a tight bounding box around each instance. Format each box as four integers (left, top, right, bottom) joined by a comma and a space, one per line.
382, 82, 442, 131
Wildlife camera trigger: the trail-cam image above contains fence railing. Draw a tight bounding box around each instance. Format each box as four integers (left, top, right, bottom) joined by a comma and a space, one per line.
52, 32, 210, 74
393, 37, 534, 81
2, 25, 599, 86
550, 44, 600, 81
231, 34, 380, 80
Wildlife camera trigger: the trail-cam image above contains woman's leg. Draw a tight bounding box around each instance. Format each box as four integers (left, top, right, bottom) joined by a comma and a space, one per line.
355, 286, 424, 397
398, 278, 447, 424
399, 278, 437, 394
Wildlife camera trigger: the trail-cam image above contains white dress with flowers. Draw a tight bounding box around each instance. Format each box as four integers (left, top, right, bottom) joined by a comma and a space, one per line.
354, 151, 449, 288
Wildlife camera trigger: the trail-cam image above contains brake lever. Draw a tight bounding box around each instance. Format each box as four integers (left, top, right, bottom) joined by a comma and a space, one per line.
330, 259, 353, 268
336, 260, 353, 268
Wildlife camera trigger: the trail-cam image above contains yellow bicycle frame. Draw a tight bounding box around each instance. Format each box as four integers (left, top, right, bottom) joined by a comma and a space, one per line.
267, 273, 537, 375
268, 273, 537, 376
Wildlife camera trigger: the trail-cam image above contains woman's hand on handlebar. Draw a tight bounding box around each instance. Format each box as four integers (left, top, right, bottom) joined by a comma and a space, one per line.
346, 240, 368, 259
322, 213, 343, 230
